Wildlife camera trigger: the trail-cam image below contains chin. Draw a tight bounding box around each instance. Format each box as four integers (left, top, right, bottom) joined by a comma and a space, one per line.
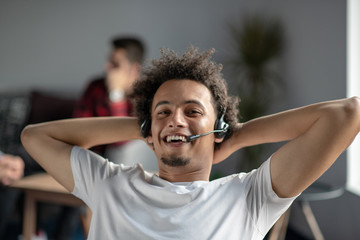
161, 155, 190, 167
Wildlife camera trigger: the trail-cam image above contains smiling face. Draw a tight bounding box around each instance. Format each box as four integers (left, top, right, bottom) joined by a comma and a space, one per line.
148, 79, 223, 181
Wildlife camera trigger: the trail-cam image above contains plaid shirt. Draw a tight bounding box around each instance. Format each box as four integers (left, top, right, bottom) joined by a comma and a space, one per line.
73, 78, 133, 154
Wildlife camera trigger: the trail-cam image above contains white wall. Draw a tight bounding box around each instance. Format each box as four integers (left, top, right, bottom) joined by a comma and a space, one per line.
0, 0, 243, 94
1, 0, 358, 239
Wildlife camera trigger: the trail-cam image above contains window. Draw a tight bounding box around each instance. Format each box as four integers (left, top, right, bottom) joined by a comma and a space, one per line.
346, 0, 360, 196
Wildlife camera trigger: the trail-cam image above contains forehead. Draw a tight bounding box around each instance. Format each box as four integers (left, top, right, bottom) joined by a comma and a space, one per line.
152, 79, 215, 110
110, 49, 128, 61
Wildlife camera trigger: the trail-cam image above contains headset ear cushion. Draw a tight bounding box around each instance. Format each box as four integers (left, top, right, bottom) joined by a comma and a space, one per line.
140, 119, 151, 138
214, 114, 229, 138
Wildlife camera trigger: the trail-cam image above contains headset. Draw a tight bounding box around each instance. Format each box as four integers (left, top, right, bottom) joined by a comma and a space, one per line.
140, 112, 229, 142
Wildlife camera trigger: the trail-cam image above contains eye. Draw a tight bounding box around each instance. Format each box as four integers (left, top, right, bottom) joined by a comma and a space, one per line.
157, 109, 171, 118
109, 60, 120, 69
158, 110, 170, 114
186, 109, 203, 117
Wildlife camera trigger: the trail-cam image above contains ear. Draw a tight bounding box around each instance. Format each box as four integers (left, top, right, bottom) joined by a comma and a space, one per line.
214, 136, 224, 143
146, 131, 156, 151
147, 131, 153, 144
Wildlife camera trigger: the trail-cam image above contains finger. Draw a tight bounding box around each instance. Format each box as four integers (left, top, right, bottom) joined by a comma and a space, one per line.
0, 158, 10, 168
1, 178, 10, 185
4, 167, 22, 183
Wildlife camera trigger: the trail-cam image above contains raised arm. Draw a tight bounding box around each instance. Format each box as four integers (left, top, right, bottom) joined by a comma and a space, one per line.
214, 97, 360, 197
21, 117, 141, 191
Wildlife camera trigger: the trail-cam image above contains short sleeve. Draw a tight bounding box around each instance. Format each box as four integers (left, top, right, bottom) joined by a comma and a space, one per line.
245, 157, 299, 235
70, 146, 110, 208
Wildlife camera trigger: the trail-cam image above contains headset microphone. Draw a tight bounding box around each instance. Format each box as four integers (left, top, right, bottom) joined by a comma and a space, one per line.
186, 129, 227, 142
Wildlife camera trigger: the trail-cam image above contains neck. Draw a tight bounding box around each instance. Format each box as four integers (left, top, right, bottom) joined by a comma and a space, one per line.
158, 164, 212, 182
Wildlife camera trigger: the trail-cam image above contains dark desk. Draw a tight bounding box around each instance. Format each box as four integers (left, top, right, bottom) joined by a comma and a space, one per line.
11, 173, 91, 240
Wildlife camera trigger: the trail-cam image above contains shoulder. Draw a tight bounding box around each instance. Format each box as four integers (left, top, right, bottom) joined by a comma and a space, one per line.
71, 146, 142, 177
89, 78, 105, 87
71, 146, 106, 172
212, 159, 273, 199
217, 159, 271, 185
71, 147, 146, 196
83, 77, 106, 93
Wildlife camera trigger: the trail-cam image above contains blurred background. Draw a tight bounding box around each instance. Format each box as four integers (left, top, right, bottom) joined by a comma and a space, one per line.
0, 0, 359, 239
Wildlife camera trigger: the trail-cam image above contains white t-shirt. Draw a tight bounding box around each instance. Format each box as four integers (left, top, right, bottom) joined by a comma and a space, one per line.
71, 146, 297, 240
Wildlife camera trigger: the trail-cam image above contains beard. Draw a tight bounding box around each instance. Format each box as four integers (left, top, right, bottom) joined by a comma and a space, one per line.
161, 155, 190, 167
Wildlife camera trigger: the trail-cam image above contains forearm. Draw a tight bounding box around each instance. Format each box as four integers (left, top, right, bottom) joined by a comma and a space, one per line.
236, 97, 360, 148
214, 97, 360, 164
21, 117, 141, 191
22, 117, 141, 149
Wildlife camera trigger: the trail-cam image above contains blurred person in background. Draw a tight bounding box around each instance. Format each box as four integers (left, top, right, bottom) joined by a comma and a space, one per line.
74, 36, 157, 172
0, 150, 24, 238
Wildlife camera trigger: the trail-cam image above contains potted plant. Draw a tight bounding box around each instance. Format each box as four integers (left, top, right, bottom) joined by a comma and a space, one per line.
227, 14, 284, 172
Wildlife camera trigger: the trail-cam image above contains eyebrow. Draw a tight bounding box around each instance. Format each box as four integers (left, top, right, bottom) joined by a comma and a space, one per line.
154, 100, 205, 110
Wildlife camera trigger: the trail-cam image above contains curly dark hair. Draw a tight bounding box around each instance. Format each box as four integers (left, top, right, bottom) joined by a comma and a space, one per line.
130, 46, 239, 145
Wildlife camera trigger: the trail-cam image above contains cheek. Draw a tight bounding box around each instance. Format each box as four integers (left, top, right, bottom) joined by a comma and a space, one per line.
149, 122, 161, 144
197, 118, 214, 132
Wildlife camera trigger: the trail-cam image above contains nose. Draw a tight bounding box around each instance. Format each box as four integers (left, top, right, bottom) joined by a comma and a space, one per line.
168, 109, 187, 128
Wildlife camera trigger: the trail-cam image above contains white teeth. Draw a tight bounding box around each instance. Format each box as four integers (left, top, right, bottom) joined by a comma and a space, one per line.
166, 135, 187, 143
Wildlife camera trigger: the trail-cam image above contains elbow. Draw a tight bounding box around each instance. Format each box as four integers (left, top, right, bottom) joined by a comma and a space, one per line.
21, 123, 51, 163
345, 97, 360, 123
347, 96, 360, 112
21, 124, 36, 150
21, 123, 45, 152
320, 97, 360, 133
339, 97, 360, 132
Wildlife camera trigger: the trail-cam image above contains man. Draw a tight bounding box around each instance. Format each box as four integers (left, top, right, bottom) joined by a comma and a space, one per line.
21, 47, 360, 239
73, 36, 144, 156
74, 36, 157, 171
